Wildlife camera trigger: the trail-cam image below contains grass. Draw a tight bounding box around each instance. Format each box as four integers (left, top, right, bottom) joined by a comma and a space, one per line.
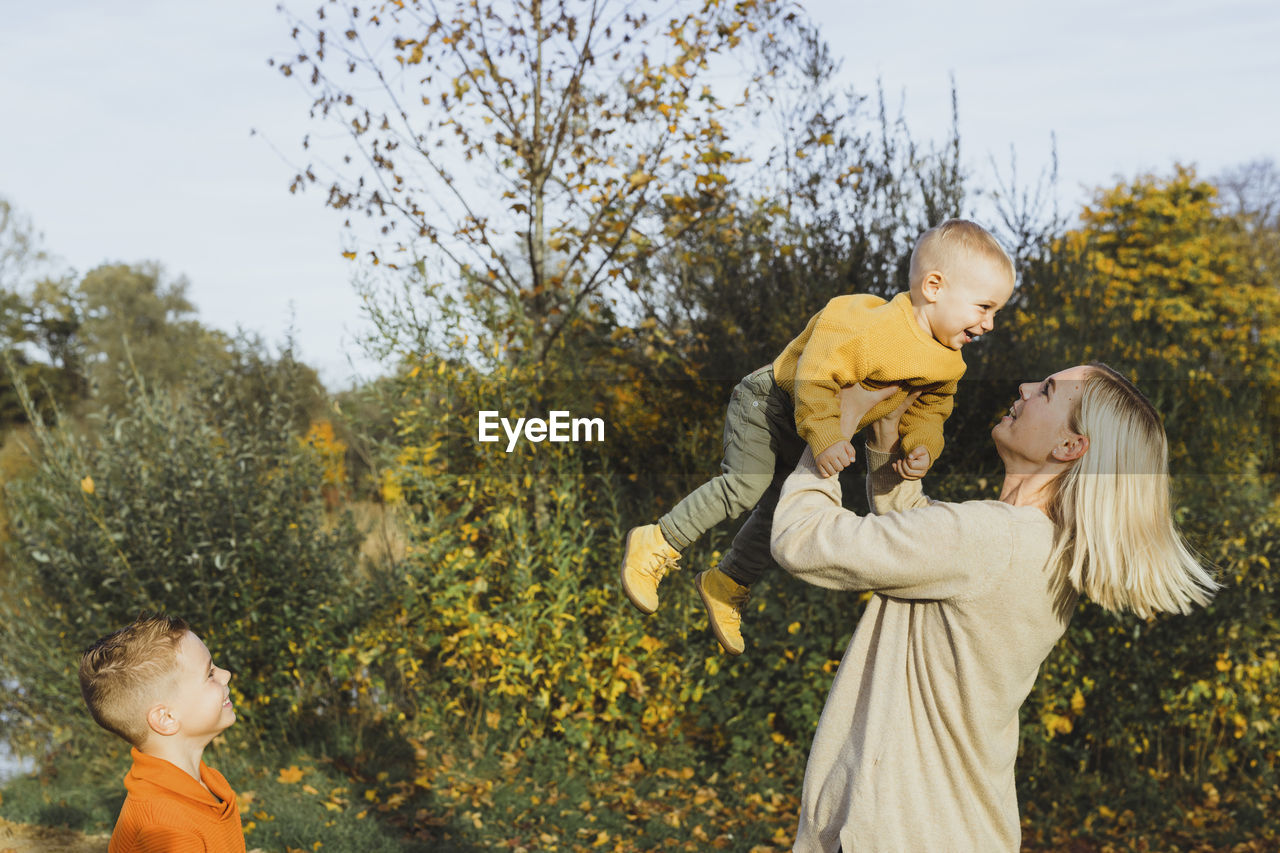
0, 737, 443, 853
0, 724, 804, 853
4, 729, 1278, 852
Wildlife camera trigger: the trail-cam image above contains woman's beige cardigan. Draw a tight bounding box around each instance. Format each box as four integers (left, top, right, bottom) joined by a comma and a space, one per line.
772, 447, 1073, 853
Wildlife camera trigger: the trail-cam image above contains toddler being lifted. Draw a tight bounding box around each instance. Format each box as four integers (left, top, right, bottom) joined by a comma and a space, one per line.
621, 219, 1016, 654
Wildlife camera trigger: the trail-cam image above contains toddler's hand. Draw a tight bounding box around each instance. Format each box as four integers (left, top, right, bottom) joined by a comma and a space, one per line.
815, 440, 857, 478
893, 446, 930, 480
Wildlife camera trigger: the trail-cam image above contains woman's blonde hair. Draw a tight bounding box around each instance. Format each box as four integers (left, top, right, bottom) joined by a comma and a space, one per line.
1045, 363, 1219, 618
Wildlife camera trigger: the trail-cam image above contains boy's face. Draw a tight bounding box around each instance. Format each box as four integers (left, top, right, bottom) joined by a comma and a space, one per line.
923, 255, 1015, 350
157, 631, 236, 744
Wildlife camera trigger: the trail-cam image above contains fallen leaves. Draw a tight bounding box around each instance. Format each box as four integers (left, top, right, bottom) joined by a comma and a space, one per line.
277, 765, 305, 784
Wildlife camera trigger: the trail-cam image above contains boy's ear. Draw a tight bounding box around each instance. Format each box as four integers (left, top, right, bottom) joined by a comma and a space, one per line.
919, 271, 944, 302
146, 703, 179, 737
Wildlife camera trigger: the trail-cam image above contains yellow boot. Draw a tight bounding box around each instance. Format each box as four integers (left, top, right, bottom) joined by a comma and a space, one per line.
620, 524, 681, 615
696, 567, 751, 655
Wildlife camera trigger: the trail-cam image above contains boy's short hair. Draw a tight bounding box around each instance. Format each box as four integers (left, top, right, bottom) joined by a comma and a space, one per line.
79, 614, 190, 746
908, 219, 1015, 291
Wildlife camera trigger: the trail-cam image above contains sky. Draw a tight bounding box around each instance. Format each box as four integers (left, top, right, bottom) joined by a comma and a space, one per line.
0, 0, 1277, 388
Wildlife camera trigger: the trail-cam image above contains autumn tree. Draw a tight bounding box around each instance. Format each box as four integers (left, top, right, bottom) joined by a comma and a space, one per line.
281, 0, 805, 369
993, 166, 1279, 460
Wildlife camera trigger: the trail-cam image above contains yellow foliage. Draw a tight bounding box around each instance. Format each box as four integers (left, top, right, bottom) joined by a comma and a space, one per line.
1069, 166, 1278, 383
301, 420, 349, 490
1042, 713, 1073, 737
379, 468, 403, 504
626, 171, 655, 190
277, 766, 305, 784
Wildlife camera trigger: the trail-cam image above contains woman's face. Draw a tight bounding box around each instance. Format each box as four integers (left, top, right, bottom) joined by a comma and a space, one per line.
992, 364, 1092, 468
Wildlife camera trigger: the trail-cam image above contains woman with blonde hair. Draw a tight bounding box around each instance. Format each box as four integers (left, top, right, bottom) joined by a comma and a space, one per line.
771, 362, 1217, 853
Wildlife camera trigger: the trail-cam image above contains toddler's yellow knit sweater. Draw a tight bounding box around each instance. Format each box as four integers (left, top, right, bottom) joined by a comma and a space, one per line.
772, 291, 966, 466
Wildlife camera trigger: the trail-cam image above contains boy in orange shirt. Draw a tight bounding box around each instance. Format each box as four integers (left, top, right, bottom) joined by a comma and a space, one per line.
79, 614, 245, 853
621, 219, 1016, 655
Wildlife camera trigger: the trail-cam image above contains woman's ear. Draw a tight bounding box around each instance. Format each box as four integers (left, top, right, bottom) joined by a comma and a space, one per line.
1052, 432, 1089, 463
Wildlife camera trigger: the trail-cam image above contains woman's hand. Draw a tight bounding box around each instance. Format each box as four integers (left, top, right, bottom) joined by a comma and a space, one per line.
839, 384, 922, 453
868, 389, 922, 453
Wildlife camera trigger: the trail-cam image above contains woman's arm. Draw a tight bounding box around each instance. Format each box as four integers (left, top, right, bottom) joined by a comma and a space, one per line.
770, 384, 989, 598
770, 448, 987, 597
864, 446, 930, 515
839, 384, 930, 515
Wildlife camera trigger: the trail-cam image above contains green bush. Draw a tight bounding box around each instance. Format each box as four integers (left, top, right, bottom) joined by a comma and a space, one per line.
0, 345, 366, 754
339, 358, 717, 761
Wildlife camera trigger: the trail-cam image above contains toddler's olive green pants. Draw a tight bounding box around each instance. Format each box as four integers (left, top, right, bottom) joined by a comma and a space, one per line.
658, 364, 807, 587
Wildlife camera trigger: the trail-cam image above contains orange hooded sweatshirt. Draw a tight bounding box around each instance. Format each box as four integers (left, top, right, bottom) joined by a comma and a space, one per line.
108, 748, 245, 853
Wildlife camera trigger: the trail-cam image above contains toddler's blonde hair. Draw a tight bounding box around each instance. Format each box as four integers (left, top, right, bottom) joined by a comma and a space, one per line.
79, 614, 190, 746
1046, 364, 1219, 618
908, 219, 1015, 292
